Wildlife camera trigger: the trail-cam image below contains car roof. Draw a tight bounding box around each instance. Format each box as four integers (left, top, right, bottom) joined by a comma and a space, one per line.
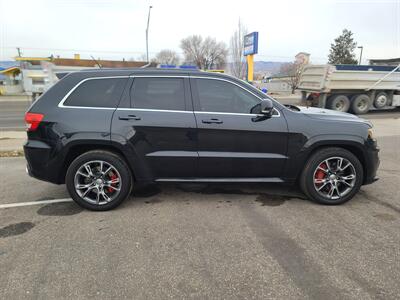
69, 68, 235, 79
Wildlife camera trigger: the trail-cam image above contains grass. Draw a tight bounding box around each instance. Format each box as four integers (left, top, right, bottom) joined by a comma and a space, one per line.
0, 150, 24, 157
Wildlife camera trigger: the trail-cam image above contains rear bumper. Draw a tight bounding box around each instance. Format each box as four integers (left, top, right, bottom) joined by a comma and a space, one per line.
24, 140, 63, 184
363, 139, 380, 185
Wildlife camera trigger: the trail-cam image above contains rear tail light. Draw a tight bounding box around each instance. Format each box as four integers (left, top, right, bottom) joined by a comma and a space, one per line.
25, 112, 44, 131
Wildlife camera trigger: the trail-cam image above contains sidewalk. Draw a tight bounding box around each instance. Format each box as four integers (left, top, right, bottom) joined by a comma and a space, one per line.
0, 131, 25, 156
0, 95, 31, 102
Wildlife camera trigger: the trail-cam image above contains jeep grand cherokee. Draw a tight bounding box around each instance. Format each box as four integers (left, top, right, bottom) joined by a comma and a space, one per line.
24, 69, 379, 210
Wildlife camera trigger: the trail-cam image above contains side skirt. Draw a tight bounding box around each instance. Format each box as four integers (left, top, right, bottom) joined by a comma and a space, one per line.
155, 178, 284, 183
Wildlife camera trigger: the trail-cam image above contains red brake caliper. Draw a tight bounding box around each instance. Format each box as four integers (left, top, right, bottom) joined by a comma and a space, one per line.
315, 162, 327, 187
108, 173, 118, 193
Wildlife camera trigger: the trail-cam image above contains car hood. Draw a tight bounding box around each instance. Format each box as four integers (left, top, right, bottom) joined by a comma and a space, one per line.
296, 106, 372, 126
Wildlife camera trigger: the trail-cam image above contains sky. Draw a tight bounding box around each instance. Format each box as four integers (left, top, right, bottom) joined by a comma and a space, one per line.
0, 0, 399, 64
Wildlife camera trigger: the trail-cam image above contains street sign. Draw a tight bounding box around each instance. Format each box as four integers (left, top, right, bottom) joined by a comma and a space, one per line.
244, 32, 259, 56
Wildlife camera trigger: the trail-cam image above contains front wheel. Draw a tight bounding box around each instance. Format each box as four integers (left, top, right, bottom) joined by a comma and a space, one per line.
66, 150, 132, 211
300, 148, 363, 205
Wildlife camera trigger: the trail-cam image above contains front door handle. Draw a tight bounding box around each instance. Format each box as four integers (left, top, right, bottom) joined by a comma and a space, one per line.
119, 115, 141, 121
202, 118, 223, 124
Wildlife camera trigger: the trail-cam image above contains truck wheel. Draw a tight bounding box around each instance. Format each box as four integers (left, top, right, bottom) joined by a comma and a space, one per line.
300, 147, 363, 205
373, 92, 388, 109
351, 94, 371, 114
327, 95, 350, 112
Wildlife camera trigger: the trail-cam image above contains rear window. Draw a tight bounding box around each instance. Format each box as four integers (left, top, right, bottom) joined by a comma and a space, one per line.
63, 78, 127, 108
131, 77, 185, 110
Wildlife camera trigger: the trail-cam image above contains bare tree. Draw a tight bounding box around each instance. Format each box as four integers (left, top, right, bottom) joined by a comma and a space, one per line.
180, 35, 227, 69
136, 54, 148, 62
229, 19, 247, 78
280, 62, 304, 94
155, 49, 180, 65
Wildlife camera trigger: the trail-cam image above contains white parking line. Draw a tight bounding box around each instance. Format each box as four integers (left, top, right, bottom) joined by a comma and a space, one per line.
0, 198, 73, 209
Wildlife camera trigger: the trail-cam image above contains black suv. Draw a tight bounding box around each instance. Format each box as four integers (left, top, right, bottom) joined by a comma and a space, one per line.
24, 69, 379, 210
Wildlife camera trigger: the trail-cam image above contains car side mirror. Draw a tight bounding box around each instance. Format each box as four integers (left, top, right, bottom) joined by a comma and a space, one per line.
260, 99, 273, 116
251, 99, 274, 122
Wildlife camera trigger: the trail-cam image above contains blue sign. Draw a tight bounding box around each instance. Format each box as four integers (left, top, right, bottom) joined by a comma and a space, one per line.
244, 32, 259, 56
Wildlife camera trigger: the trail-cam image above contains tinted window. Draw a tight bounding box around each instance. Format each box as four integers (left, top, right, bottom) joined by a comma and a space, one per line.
195, 79, 260, 113
131, 78, 185, 110
64, 78, 127, 108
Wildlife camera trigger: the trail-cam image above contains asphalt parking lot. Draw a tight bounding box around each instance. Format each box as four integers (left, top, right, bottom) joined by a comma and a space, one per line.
0, 115, 399, 299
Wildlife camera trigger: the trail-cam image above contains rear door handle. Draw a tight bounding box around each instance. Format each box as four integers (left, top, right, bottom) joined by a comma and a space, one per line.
119, 115, 141, 121
202, 118, 223, 124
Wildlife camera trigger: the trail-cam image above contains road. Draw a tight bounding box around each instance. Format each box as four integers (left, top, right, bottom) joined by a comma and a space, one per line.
0, 118, 399, 298
1, 98, 400, 131
0, 100, 32, 131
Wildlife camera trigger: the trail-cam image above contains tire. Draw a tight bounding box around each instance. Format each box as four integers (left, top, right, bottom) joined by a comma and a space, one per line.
66, 150, 132, 211
351, 94, 371, 114
300, 147, 363, 205
327, 95, 350, 112
373, 92, 388, 109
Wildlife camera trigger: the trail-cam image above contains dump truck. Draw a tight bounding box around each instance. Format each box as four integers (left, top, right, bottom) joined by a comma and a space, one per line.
297, 64, 400, 114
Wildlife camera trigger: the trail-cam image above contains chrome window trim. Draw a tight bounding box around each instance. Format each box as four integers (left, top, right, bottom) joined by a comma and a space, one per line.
129, 74, 267, 101
116, 108, 192, 114
58, 76, 129, 109
189, 76, 263, 100
57, 74, 281, 118
188, 76, 280, 117
194, 109, 280, 117
115, 107, 280, 117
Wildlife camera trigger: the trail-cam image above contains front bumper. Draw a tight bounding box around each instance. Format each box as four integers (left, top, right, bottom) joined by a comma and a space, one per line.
363, 138, 380, 185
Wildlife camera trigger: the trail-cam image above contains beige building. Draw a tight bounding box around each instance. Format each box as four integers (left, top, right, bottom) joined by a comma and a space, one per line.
295, 52, 311, 65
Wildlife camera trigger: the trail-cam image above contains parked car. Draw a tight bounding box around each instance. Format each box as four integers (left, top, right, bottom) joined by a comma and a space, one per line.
24, 69, 380, 210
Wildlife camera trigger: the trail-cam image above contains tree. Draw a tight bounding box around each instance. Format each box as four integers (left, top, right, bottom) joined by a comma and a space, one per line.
328, 29, 358, 64
180, 35, 227, 69
229, 19, 247, 78
280, 62, 304, 94
136, 54, 148, 62
155, 49, 180, 65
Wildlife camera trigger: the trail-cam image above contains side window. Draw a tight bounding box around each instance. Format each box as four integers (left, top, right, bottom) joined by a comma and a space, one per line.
195, 78, 260, 114
131, 77, 185, 110
64, 78, 127, 108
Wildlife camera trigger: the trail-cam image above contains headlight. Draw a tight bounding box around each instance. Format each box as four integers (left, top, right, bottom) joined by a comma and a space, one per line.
368, 128, 374, 139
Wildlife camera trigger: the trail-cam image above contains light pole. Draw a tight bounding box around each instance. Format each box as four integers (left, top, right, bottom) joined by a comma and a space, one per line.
358, 46, 363, 65
146, 5, 153, 62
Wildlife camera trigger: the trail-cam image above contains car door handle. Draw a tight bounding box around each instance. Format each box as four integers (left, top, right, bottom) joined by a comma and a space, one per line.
202, 118, 223, 124
119, 115, 141, 121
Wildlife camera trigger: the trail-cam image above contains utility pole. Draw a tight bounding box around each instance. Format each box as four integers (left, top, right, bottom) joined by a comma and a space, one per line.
145, 5, 153, 62
358, 46, 363, 65
16, 47, 22, 57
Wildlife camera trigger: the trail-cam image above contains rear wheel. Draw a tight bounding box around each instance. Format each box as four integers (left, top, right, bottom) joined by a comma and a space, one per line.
300, 147, 363, 205
327, 95, 350, 112
373, 92, 388, 109
351, 94, 371, 114
66, 150, 132, 211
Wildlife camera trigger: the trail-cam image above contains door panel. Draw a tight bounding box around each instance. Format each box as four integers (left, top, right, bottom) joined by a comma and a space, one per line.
196, 112, 288, 177
191, 77, 288, 178
111, 77, 198, 180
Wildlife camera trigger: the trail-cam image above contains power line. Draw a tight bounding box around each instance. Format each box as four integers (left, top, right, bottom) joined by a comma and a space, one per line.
3, 46, 328, 60
2, 46, 328, 63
